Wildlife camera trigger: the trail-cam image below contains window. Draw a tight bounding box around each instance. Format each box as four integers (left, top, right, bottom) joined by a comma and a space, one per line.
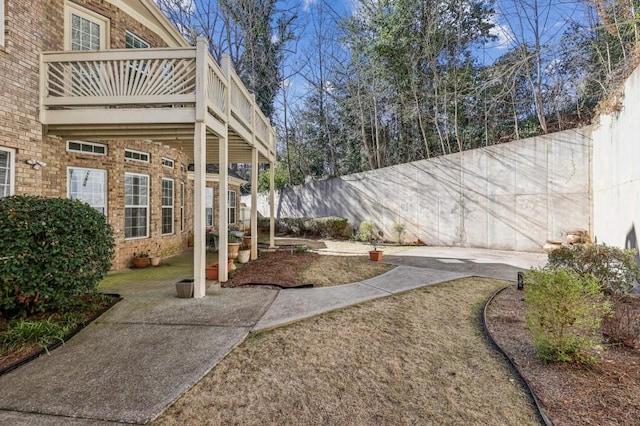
66, 3, 108, 52
0, 0, 5, 48
0, 148, 15, 197
228, 190, 236, 225
125, 173, 148, 239
180, 182, 185, 232
125, 31, 149, 49
162, 178, 174, 235
68, 167, 107, 214
205, 187, 214, 227
67, 141, 107, 155
161, 157, 174, 168
125, 149, 149, 163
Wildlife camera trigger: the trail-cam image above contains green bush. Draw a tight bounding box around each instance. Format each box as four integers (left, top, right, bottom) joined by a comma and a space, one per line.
548, 244, 640, 295
392, 222, 406, 244
0, 196, 115, 316
256, 216, 351, 239
524, 266, 610, 363
356, 221, 374, 242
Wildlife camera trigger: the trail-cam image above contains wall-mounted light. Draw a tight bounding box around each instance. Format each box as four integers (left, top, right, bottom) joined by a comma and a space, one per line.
26, 159, 47, 170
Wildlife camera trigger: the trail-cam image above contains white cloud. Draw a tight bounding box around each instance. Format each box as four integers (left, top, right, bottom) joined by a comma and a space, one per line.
303, 0, 318, 12
489, 15, 515, 50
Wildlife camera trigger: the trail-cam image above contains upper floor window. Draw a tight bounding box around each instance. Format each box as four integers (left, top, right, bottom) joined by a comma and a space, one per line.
67, 141, 107, 155
125, 149, 149, 163
65, 2, 108, 51
0, 147, 15, 198
125, 31, 149, 49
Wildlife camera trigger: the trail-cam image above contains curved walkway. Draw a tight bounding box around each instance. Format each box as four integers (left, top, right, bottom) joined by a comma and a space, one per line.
0, 247, 546, 425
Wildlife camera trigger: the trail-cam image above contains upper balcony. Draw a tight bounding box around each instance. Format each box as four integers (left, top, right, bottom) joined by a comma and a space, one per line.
39, 39, 276, 164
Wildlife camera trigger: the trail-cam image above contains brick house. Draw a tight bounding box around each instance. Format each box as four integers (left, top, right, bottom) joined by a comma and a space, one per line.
0, 0, 276, 294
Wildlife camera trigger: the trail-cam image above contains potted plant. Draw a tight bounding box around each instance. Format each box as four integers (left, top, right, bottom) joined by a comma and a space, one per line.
369, 234, 384, 261
237, 241, 251, 264
149, 255, 161, 266
175, 279, 194, 298
205, 259, 234, 280
227, 227, 244, 270
132, 251, 150, 268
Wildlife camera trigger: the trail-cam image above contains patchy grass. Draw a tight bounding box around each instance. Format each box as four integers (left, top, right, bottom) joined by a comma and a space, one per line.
155, 278, 538, 425
301, 255, 394, 287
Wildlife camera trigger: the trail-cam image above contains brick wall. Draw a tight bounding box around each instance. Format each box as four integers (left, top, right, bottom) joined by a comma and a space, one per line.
0, 0, 238, 270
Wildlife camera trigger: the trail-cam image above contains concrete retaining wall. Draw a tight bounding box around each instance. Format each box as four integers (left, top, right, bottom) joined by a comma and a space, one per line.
592, 67, 640, 257
254, 127, 592, 252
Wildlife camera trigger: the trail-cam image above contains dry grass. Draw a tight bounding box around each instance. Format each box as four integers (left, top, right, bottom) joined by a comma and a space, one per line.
301, 255, 395, 287
155, 278, 538, 425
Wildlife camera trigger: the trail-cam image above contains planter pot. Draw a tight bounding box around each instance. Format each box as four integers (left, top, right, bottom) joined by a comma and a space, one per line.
237, 249, 250, 264
206, 264, 220, 280
205, 259, 235, 280
369, 250, 384, 261
242, 235, 252, 249
175, 279, 194, 298
150, 256, 161, 266
543, 240, 563, 254
228, 242, 241, 260
132, 257, 149, 268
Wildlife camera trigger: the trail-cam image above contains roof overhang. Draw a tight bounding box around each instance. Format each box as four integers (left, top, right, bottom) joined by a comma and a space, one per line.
187, 173, 246, 187
106, 0, 190, 47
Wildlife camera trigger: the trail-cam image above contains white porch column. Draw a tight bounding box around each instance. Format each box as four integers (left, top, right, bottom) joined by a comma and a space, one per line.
193, 123, 207, 298
269, 161, 276, 248
251, 147, 259, 259
193, 37, 208, 298
218, 137, 229, 282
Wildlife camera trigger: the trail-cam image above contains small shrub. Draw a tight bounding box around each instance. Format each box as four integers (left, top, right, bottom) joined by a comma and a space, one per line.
602, 294, 640, 348
548, 244, 640, 295
0, 318, 66, 353
392, 222, 406, 244
356, 221, 374, 242
0, 196, 115, 316
255, 217, 350, 239
524, 266, 610, 363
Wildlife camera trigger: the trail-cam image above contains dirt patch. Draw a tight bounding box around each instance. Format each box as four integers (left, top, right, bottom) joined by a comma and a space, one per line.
155, 278, 539, 426
224, 251, 394, 288
486, 286, 640, 426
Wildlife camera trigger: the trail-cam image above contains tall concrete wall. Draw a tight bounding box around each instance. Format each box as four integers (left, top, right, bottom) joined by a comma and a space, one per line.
592, 67, 640, 257
255, 128, 592, 252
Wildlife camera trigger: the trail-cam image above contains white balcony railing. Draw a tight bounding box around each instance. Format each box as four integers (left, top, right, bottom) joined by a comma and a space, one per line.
40, 40, 275, 162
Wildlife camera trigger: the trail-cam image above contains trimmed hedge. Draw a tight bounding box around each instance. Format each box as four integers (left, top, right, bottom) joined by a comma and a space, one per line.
257, 216, 352, 239
0, 196, 115, 316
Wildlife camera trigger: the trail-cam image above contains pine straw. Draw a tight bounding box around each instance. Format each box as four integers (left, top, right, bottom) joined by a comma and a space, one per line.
155, 278, 538, 425
486, 286, 640, 426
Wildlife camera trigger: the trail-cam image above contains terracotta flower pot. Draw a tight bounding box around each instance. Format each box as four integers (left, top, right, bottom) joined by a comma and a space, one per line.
206, 264, 219, 280
369, 250, 383, 261
132, 257, 149, 268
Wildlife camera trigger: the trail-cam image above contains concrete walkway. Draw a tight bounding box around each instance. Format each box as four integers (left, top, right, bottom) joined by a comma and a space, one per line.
0, 246, 546, 425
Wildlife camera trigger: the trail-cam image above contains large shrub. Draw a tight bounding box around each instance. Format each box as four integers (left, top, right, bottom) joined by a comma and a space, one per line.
524, 266, 610, 363
257, 216, 351, 239
0, 196, 114, 316
548, 244, 640, 295
356, 221, 373, 242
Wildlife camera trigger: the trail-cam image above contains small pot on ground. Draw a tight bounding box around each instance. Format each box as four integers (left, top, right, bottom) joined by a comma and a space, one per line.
175, 279, 194, 298
150, 256, 161, 266
369, 250, 384, 261
237, 249, 250, 264
132, 255, 149, 268
205, 259, 235, 280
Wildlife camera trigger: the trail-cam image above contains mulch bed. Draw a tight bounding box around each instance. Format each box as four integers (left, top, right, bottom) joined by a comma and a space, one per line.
485, 286, 640, 426
223, 251, 319, 288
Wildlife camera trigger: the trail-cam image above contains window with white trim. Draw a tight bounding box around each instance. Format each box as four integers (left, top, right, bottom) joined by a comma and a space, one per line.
228, 190, 236, 225
205, 187, 214, 227
0, 147, 15, 197
162, 178, 174, 235
125, 173, 149, 239
0, 1, 5, 48
180, 182, 185, 232
65, 4, 108, 51
125, 149, 149, 163
67, 141, 107, 155
68, 167, 107, 215
161, 157, 174, 168
125, 31, 149, 49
